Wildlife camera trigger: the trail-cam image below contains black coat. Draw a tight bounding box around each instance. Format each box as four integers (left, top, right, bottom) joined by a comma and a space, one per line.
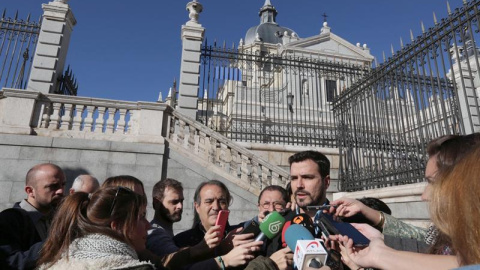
0, 206, 44, 270
173, 221, 242, 248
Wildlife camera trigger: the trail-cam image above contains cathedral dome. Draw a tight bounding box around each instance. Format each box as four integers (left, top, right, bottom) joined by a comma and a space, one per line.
244, 0, 298, 45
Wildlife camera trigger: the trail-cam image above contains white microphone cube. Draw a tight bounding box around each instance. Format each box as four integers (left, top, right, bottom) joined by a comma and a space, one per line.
294, 239, 328, 270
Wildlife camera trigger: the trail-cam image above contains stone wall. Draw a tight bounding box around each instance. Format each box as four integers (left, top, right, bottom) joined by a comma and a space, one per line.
0, 133, 259, 235
0, 134, 165, 218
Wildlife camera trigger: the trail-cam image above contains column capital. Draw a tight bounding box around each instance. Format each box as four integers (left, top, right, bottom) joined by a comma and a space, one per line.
181, 24, 205, 41
42, 1, 77, 29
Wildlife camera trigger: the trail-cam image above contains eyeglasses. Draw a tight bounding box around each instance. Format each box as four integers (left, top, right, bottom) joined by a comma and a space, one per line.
260, 201, 285, 211
109, 186, 134, 215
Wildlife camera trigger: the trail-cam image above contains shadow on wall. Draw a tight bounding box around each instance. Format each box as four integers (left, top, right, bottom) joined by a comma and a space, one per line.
63, 167, 92, 191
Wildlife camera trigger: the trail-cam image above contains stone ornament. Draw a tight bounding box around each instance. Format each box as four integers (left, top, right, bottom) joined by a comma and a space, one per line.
186, 0, 203, 23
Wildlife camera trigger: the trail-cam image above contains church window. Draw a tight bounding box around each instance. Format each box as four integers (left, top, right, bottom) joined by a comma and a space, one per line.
302, 79, 309, 96
325, 79, 336, 102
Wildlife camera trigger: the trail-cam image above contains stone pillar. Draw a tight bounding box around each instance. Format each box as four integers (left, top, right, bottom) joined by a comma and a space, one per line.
451, 46, 480, 134
177, 0, 205, 119
27, 0, 76, 94
0, 89, 40, 135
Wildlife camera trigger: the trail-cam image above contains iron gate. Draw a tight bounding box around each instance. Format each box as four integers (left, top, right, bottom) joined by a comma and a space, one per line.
198, 40, 370, 147
333, 0, 480, 191
0, 11, 41, 89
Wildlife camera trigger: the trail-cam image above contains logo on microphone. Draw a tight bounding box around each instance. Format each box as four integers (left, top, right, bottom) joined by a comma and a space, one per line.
292, 216, 304, 224
268, 220, 282, 234
306, 241, 320, 250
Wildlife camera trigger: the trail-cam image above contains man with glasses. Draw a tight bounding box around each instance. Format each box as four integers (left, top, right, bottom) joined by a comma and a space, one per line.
244, 185, 288, 229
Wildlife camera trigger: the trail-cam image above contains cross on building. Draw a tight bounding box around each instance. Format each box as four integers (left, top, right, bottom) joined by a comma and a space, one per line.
322, 13, 328, 22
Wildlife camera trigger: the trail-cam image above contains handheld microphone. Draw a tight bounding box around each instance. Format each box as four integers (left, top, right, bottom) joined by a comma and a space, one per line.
285, 224, 328, 270
254, 211, 286, 241
281, 220, 292, 248
291, 213, 315, 236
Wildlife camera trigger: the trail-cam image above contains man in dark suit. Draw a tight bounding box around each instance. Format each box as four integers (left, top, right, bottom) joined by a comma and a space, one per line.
0, 163, 65, 270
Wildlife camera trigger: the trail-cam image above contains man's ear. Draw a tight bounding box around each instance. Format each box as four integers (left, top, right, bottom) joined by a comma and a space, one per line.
194, 201, 199, 213
69, 188, 75, 195
25, 186, 34, 198
324, 175, 331, 190
152, 197, 161, 210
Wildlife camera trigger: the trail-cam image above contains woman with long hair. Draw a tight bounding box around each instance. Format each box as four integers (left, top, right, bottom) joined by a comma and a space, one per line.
430, 145, 480, 267
37, 186, 153, 269
329, 134, 480, 251
332, 139, 480, 269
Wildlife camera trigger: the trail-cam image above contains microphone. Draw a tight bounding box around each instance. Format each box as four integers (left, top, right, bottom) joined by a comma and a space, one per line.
284, 224, 328, 270
291, 213, 315, 236
281, 220, 292, 248
254, 211, 286, 241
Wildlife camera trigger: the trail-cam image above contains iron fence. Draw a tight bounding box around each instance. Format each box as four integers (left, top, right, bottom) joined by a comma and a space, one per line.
0, 10, 41, 89
198, 40, 370, 147
333, 0, 480, 191
56, 66, 78, 96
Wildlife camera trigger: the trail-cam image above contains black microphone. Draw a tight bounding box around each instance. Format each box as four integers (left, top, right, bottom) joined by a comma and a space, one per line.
291, 213, 315, 236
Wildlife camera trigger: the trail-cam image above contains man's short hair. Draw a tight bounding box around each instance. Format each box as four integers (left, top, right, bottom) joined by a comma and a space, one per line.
257, 185, 289, 204
343, 197, 391, 224
192, 180, 232, 228
193, 180, 232, 206
152, 178, 183, 202
25, 163, 63, 187
288, 150, 330, 178
359, 197, 391, 215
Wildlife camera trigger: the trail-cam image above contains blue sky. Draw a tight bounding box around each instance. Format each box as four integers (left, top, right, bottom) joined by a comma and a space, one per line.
2, 0, 460, 102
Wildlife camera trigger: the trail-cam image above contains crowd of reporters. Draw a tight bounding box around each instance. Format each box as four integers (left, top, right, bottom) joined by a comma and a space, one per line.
1, 133, 480, 269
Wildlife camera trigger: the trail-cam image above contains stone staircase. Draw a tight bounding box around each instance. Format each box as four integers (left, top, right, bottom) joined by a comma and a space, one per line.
167, 109, 290, 196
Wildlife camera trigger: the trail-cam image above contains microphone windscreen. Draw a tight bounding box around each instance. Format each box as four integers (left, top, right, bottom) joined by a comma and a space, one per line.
291, 213, 316, 236
284, 224, 315, 251
259, 211, 286, 239
281, 220, 292, 248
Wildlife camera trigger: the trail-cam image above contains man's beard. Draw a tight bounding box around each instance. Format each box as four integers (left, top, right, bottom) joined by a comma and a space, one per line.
294, 190, 325, 208
160, 204, 182, 223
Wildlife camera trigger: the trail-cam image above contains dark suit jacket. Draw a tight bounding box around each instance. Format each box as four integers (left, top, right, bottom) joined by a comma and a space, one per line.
173, 221, 242, 249
0, 207, 44, 270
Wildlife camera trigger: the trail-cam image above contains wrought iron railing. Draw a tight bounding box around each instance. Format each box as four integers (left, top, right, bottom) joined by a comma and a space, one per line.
333, 0, 480, 191
198, 40, 370, 148
55, 66, 78, 96
0, 10, 41, 89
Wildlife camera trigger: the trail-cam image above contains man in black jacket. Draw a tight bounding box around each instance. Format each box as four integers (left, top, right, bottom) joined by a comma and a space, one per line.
267, 151, 342, 269
0, 163, 65, 270
173, 179, 241, 248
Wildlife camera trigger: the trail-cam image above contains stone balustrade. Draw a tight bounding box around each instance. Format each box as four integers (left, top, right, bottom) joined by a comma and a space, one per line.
167, 109, 289, 194
0, 88, 171, 144
0, 88, 288, 195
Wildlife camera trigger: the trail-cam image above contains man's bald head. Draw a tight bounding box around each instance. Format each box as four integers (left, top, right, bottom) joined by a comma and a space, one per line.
24, 163, 65, 213
69, 175, 100, 194
26, 163, 64, 187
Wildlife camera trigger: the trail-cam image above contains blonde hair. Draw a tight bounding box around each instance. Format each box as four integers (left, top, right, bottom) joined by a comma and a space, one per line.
430, 145, 480, 265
